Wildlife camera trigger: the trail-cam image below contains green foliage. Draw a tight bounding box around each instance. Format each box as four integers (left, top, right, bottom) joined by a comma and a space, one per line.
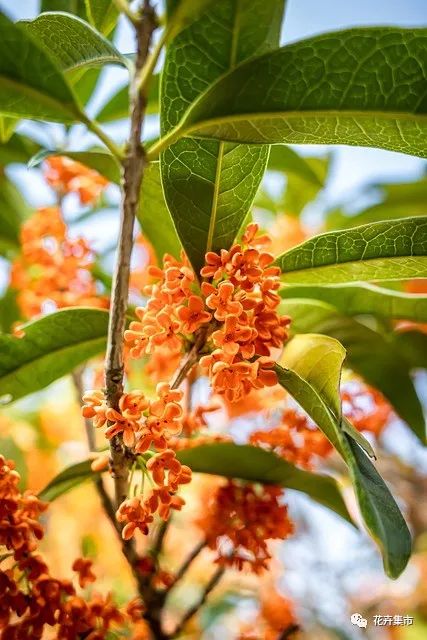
282, 299, 425, 442
160, 0, 285, 273
275, 334, 411, 578
0, 172, 30, 256
0, 11, 82, 122
20, 13, 126, 73
0, 133, 40, 165
0, 308, 109, 404
95, 74, 159, 122
281, 283, 427, 323
38, 459, 96, 501
137, 162, 181, 262
172, 27, 427, 157
84, 0, 118, 35
276, 217, 427, 284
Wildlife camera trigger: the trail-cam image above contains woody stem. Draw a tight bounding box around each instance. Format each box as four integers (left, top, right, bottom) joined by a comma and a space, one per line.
171, 327, 208, 390
104, 0, 157, 512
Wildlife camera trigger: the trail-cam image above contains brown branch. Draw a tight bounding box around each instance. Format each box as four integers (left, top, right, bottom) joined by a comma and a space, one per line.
163, 540, 206, 597
104, 0, 157, 511
171, 326, 208, 390
277, 625, 300, 640
171, 566, 225, 638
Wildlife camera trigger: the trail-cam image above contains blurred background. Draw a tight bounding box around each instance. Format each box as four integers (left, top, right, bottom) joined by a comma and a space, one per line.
0, 1, 426, 639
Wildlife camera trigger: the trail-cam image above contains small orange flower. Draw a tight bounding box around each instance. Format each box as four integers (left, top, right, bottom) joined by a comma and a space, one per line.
72, 558, 96, 589
177, 295, 212, 333
44, 156, 108, 205
82, 391, 108, 429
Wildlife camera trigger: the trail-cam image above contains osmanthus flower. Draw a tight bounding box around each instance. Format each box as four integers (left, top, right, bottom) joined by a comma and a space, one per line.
238, 585, 297, 640
44, 155, 109, 206
124, 223, 291, 404
11, 207, 108, 319
341, 381, 392, 437
0, 455, 136, 640
197, 480, 294, 573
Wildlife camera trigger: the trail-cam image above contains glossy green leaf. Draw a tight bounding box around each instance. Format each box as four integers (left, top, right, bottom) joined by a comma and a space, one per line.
0, 132, 40, 165
281, 298, 426, 442
177, 443, 352, 524
0, 308, 109, 404
281, 283, 427, 323
71, 67, 101, 106
275, 351, 411, 578
29, 148, 121, 183
137, 162, 181, 262
21, 13, 125, 73
0, 172, 30, 255
0, 11, 82, 123
275, 217, 427, 284
166, 0, 217, 41
39, 459, 96, 501
160, 0, 285, 273
173, 27, 427, 158
96, 74, 159, 122
342, 435, 412, 579
327, 179, 427, 229
84, 0, 118, 35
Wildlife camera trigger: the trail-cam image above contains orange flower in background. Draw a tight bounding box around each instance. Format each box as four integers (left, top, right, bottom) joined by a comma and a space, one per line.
72, 557, 96, 589
11, 207, 108, 318
197, 480, 294, 573
342, 382, 392, 437
44, 156, 109, 205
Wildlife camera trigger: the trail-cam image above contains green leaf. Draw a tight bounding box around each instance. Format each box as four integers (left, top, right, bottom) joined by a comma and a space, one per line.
275, 217, 427, 284
0, 288, 22, 334
166, 0, 218, 41
281, 155, 330, 217
39, 459, 96, 501
266, 146, 324, 186
137, 162, 181, 262
0, 132, 40, 165
0, 171, 30, 255
327, 178, 427, 229
96, 74, 159, 122
21, 12, 126, 72
174, 27, 427, 158
160, 0, 286, 273
342, 435, 412, 579
84, 0, 118, 35
41, 0, 87, 17
29, 148, 121, 183
275, 354, 411, 578
0, 116, 18, 143
281, 283, 427, 323
281, 298, 426, 442
71, 67, 102, 106
176, 442, 352, 524
0, 308, 109, 404
392, 330, 427, 370
0, 11, 82, 123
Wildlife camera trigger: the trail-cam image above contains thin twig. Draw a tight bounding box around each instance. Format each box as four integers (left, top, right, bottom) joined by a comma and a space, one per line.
164, 540, 206, 596
105, 0, 157, 511
171, 566, 225, 637
171, 327, 208, 390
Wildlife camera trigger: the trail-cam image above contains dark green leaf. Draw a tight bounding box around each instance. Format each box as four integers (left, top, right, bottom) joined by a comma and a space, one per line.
21, 13, 126, 72
0, 11, 82, 122
343, 436, 412, 579
392, 330, 427, 369
281, 283, 427, 323
71, 67, 102, 106
137, 162, 181, 262
267, 146, 324, 186
0, 171, 30, 255
275, 356, 411, 578
275, 217, 427, 284
0, 132, 40, 165
39, 459, 96, 501
0, 308, 109, 404
84, 0, 118, 35
166, 0, 218, 41
177, 442, 352, 524
281, 298, 426, 442
160, 0, 286, 273
96, 74, 159, 122
175, 27, 427, 158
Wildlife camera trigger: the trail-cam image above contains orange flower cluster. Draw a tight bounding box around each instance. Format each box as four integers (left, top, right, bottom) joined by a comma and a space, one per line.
82, 384, 192, 540
125, 224, 290, 402
342, 383, 392, 437
44, 156, 109, 206
239, 586, 297, 640
197, 480, 294, 573
250, 407, 332, 469
0, 455, 129, 640
11, 207, 108, 318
